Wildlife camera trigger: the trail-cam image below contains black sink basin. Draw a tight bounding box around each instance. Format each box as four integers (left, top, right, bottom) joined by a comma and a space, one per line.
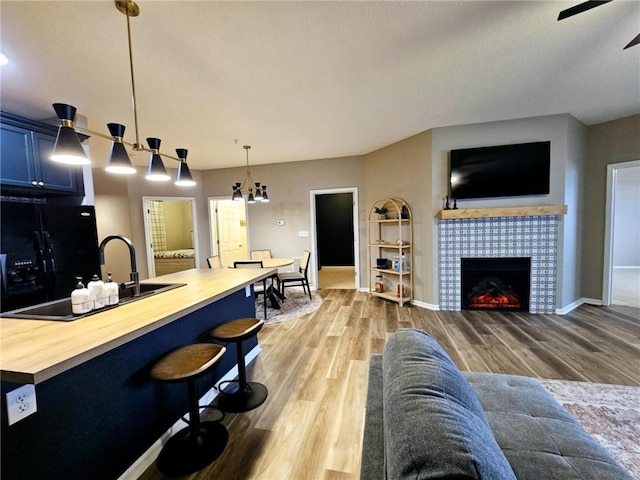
0, 282, 186, 321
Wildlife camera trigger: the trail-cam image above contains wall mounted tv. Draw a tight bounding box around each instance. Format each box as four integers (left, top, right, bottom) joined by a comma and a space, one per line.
449, 141, 551, 200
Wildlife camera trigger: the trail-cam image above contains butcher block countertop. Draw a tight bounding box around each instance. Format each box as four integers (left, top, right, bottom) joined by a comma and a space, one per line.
0, 268, 275, 384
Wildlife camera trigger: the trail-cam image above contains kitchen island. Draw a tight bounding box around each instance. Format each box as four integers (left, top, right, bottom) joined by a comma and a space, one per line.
1, 267, 274, 480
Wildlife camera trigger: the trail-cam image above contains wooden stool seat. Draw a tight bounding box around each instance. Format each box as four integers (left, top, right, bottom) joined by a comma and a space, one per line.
210, 318, 264, 342
151, 344, 226, 382
151, 343, 228, 476
210, 318, 268, 413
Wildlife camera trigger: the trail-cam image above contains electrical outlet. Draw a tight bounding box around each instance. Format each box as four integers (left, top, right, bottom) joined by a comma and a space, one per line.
6, 384, 37, 425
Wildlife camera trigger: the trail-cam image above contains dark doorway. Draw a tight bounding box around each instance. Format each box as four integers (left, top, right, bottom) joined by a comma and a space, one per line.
315, 193, 354, 268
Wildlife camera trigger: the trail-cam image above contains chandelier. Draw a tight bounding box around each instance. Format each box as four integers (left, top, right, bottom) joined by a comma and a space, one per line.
49, 1, 195, 187
231, 145, 269, 203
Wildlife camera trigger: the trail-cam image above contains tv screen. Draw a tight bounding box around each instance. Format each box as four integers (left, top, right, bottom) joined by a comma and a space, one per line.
449, 141, 550, 200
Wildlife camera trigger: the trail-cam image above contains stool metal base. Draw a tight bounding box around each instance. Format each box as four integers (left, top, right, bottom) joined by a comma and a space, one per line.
156, 421, 228, 476
213, 381, 268, 413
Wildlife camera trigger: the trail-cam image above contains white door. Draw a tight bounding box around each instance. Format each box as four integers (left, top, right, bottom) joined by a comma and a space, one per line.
212, 199, 247, 268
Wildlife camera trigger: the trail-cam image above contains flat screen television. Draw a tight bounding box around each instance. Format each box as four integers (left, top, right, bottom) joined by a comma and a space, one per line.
449, 141, 551, 200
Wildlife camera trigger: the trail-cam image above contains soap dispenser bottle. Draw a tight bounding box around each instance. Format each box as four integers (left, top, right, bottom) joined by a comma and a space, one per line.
87, 274, 106, 309
71, 277, 92, 314
103, 272, 119, 306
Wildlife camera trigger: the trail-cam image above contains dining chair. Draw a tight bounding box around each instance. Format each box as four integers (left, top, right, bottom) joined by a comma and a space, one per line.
233, 260, 269, 319
250, 249, 272, 260
207, 255, 223, 269
277, 250, 312, 300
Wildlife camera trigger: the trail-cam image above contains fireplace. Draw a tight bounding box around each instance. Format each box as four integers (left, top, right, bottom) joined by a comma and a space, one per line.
461, 257, 531, 312
439, 214, 559, 314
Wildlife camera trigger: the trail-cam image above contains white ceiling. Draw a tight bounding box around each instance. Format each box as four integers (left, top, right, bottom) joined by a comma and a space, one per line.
1, 1, 638, 170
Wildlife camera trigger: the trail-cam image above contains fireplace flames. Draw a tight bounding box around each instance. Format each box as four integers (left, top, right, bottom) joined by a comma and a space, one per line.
467, 277, 521, 310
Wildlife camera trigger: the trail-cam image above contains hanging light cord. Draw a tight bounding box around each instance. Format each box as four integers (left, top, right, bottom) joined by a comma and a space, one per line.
61, 0, 181, 163
124, 4, 142, 150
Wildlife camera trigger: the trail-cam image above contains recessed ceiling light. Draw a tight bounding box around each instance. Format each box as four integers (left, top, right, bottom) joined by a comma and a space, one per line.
0, 51, 9, 66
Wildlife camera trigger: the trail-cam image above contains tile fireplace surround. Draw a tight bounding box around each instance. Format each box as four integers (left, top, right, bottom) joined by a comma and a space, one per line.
438, 212, 560, 314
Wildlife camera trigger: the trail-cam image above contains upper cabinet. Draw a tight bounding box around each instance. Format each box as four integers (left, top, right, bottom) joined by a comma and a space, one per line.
0, 112, 84, 196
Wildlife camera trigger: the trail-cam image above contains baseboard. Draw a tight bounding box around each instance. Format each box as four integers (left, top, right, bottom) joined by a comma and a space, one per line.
118, 344, 262, 480
555, 297, 602, 315
412, 299, 439, 310
357, 288, 439, 310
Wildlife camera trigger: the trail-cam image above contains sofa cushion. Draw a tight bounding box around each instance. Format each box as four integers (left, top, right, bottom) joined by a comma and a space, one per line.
361, 354, 385, 480
382, 328, 516, 479
465, 372, 633, 480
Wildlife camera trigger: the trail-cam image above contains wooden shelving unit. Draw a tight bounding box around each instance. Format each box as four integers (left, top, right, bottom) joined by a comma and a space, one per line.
368, 198, 412, 306
437, 204, 568, 219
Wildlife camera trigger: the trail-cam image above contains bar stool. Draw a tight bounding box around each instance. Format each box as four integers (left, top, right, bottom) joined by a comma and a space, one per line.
150, 343, 228, 476
210, 318, 268, 413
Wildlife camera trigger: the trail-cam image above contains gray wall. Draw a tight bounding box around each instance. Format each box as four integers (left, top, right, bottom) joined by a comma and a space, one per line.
200, 155, 366, 278
363, 130, 433, 305
430, 114, 586, 309
93, 166, 207, 281
583, 115, 640, 298
91, 113, 639, 309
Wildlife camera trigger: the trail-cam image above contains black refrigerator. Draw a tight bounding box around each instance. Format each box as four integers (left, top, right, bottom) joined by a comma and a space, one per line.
0, 200, 101, 312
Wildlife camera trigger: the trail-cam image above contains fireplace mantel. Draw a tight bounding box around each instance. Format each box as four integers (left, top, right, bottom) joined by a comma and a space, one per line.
437, 205, 567, 220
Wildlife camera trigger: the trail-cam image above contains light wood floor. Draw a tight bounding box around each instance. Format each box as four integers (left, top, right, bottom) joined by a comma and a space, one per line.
317, 266, 355, 289
139, 290, 640, 480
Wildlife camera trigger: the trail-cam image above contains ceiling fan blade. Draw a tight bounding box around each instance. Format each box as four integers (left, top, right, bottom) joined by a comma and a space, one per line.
623, 33, 640, 49
557, 0, 613, 21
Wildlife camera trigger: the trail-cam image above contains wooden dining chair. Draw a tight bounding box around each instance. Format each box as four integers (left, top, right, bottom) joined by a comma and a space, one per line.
207, 255, 223, 269
250, 249, 272, 260
277, 250, 312, 300
233, 260, 269, 319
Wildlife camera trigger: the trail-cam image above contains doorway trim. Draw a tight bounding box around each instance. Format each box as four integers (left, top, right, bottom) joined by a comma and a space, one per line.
142, 196, 199, 278
602, 159, 640, 305
309, 187, 360, 291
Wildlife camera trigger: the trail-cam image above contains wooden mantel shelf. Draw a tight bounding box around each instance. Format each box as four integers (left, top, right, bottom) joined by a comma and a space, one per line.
437, 205, 568, 219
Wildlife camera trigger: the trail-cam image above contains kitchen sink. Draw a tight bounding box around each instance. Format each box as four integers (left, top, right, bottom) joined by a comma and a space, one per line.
0, 282, 186, 321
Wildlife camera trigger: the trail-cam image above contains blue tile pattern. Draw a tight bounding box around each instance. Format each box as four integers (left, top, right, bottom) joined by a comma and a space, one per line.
439, 216, 558, 313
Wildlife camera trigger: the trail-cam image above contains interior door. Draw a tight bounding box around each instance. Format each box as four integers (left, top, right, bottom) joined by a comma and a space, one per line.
216, 199, 247, 268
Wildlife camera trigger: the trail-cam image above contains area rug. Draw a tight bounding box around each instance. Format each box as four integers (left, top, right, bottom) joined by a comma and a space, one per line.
538, 378, 640, 479
255, 289, 323, 324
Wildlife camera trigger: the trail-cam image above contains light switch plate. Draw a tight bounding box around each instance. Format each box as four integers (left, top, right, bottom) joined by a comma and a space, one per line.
298, 230, 309, 237
277, 220, 285, 226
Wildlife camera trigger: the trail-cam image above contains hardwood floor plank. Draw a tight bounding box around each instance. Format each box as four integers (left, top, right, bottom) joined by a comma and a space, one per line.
139, 291, 640, 480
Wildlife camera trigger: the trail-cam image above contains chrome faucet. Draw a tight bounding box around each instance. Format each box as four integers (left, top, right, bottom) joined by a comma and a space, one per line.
98, 235, 140, 297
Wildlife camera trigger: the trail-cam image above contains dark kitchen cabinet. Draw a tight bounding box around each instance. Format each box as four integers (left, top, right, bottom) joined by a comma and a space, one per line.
0, 112, 84, 196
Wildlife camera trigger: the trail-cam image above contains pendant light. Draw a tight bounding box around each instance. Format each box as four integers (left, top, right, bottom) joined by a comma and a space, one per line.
105, 123, 136, 174
145, 138, 170, 181
50, 1, 196, 186
175, 149, 196, 186
231, 145, 269, 203
51, 103, 90, 165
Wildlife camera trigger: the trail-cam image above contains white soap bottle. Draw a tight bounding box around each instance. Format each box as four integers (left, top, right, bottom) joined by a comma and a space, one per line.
87, 274, 106, 309
103, 272, 119, 306
71, 277, 92, 314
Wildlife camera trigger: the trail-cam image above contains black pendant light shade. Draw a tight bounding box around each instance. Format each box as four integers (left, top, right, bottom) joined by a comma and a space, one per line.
254, 183, 264, 201
51, 103, 90, 165
145, 137, 170, 181
261, 185, 269, 202
175, 148, 196, 186
232, 182, 243, 201
105, 123, 136, 174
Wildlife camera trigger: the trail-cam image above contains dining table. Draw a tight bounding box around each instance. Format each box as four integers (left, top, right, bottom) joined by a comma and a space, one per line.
234, 257, 294, 308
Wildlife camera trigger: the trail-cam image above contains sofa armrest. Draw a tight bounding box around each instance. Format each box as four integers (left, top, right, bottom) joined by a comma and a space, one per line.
360, 354, 384, 480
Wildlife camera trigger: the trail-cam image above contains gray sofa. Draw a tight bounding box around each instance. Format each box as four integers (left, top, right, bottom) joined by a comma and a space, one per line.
361, 328, 632, 480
